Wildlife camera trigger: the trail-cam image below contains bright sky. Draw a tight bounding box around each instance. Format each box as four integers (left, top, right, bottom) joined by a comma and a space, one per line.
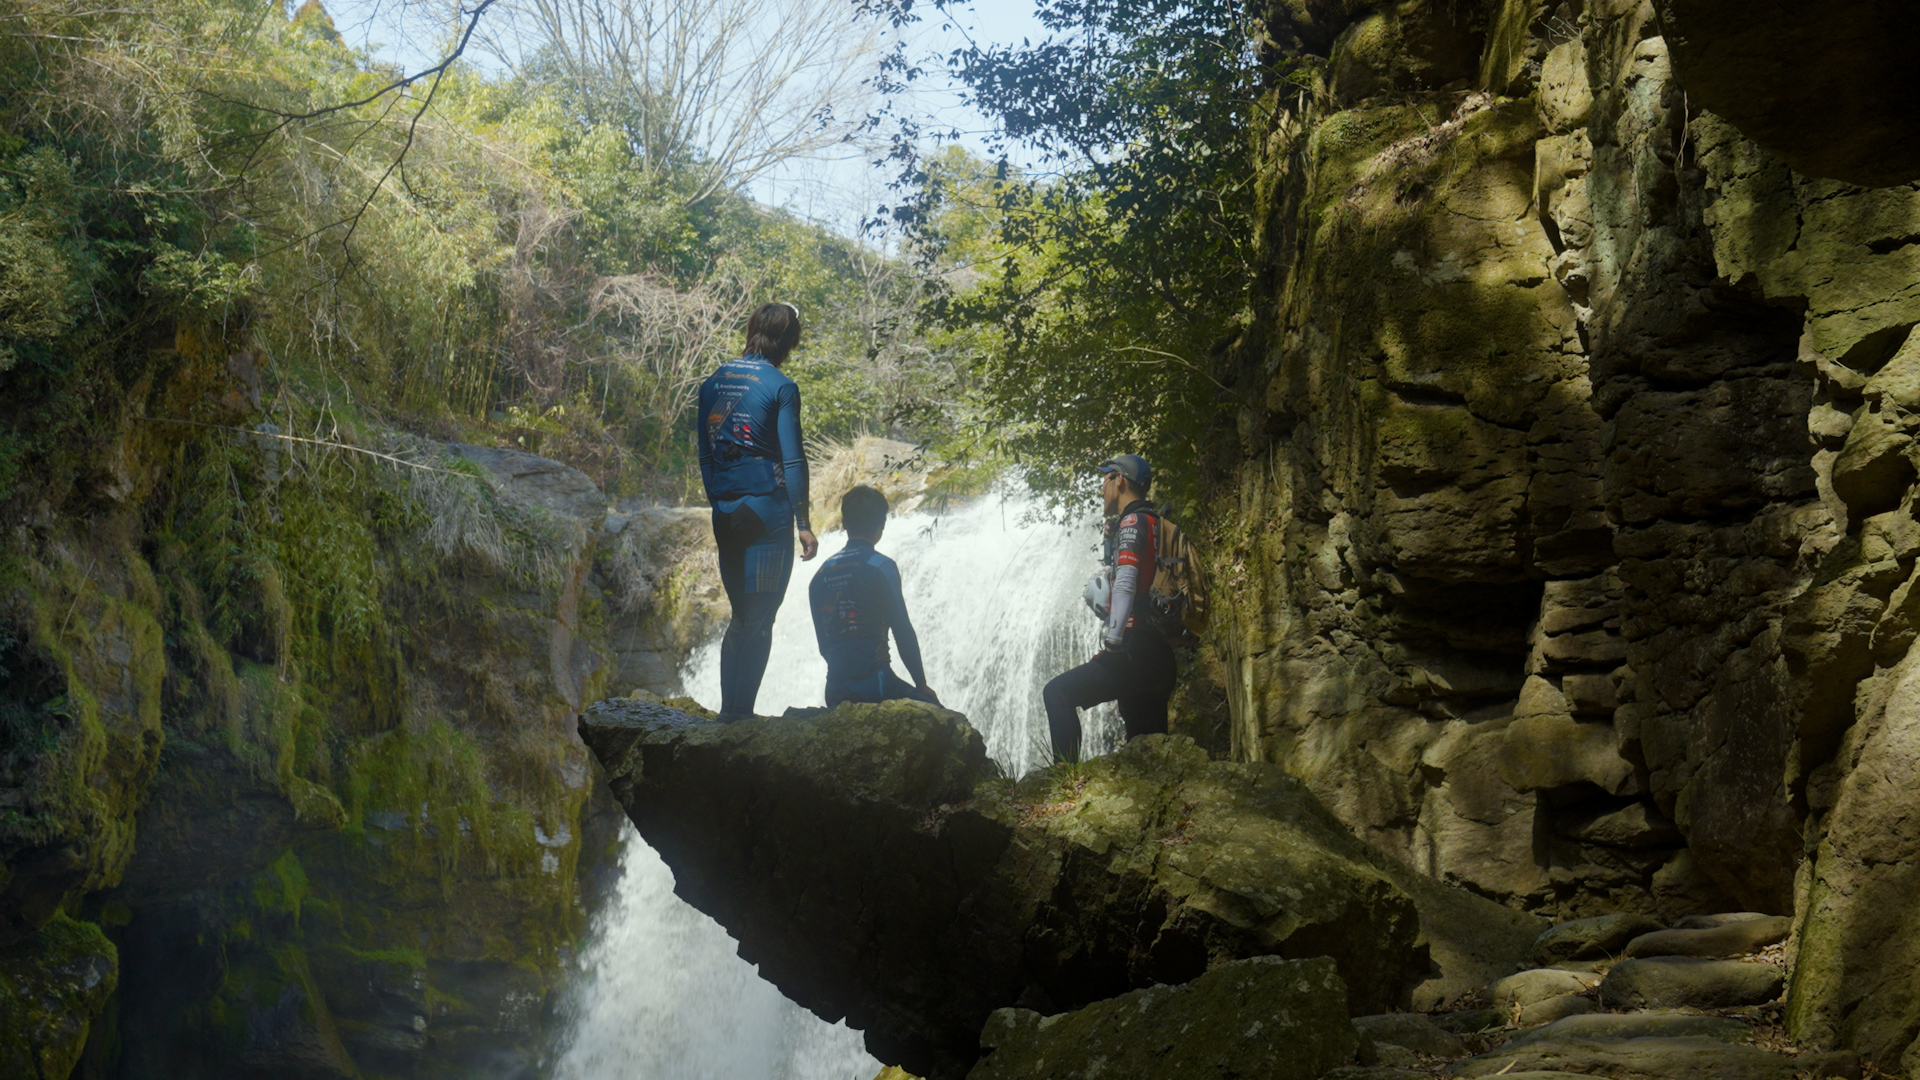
324, 0, 1054, 237
748, 0, 1053, 232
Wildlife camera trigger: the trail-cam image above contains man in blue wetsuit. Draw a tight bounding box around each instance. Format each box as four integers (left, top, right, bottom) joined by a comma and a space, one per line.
696, 302, 818, 722
1043, 454, 1177, 763
808, 485, 939, 707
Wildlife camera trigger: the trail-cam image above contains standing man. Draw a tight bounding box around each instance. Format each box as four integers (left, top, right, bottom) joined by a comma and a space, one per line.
1044, 454, 1177, 763
809, 485, 938, 707
696, 302, 818, 722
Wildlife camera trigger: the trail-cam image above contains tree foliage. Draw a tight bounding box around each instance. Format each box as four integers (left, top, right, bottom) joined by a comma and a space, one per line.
0, 0, 944, 514
875, 0, 1268, 508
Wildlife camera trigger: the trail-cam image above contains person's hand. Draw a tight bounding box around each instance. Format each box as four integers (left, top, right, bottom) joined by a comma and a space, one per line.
798, 528, 819, 560
918, 684, 939, 702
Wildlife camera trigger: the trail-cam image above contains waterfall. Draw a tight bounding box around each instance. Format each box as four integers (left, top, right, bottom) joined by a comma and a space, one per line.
554, 484, 1115, 1079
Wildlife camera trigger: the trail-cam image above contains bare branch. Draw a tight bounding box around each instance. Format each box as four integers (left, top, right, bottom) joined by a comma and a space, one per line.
483, 0, 888, 203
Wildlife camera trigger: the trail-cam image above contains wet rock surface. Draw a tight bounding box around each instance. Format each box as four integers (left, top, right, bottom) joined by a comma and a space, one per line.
579, 697, 1454, 1079
0, 433, 671, 1080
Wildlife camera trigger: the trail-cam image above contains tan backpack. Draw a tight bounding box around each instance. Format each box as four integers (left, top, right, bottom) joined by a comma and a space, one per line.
1143, 509, 1209, 642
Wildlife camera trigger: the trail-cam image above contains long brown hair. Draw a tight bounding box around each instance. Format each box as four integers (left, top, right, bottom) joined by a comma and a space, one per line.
744, 302, 802, 364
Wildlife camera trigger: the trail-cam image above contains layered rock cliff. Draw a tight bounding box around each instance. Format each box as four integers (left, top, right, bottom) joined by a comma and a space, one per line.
1216, 0, 1920, 1071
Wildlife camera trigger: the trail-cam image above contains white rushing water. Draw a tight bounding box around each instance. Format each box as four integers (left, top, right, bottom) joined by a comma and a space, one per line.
554, 485, 1115, 1080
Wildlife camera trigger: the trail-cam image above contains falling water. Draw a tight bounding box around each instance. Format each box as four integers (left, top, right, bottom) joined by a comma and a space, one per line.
554, 484, 1115, 1079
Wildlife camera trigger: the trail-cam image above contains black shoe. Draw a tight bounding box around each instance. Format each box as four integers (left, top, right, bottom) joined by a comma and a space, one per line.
715, 711, 752, 724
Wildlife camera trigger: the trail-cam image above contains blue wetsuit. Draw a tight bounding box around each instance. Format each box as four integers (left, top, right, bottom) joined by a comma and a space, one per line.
808, 538, 934, 707
695, 354, 811, 717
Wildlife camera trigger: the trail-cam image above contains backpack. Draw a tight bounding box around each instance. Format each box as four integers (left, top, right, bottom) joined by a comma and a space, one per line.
1140, 508, 1210, 642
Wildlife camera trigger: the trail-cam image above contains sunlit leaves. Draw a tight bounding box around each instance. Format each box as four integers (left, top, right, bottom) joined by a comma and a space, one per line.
888, 0, 1261, 507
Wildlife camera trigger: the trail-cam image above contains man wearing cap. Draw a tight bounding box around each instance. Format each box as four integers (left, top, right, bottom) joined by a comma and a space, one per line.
1043, 453, 1178, 763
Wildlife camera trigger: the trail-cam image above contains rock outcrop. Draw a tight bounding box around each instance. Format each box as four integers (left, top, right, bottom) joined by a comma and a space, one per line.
1653, 0, 1920, 187
577, 696, 1552, 1079
0, 915, 117, 1078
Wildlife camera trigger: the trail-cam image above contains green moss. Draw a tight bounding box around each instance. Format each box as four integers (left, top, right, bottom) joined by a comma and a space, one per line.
2, 546, 167, 894
348, 945, 426, 970
0, 915, 118, 1080
202, 940, 356, 1074
252, 851, 310, 929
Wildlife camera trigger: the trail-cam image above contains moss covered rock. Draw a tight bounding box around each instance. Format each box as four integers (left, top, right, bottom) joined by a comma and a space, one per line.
0, 915, 117, 1079
968, 956, 1356, 1080
580, 697, 1427, 1080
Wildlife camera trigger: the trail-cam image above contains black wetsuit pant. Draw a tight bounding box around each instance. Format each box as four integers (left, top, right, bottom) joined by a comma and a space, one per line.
1044, 629, 1177, 763
824, 667, 938, 708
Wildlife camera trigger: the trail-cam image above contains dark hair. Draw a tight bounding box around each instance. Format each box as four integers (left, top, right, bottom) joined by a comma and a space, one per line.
841, 484, 889, 537
744, 302, 802, 363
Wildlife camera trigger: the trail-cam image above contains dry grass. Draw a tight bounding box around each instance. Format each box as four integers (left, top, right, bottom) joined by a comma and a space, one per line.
807, 435, 934, 533
1013, 770, 1091, 827
1342, 90, 1495, 210
383, 433, 585, 587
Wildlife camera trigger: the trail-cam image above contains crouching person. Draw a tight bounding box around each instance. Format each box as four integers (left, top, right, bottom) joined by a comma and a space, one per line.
809, 485, 940, 707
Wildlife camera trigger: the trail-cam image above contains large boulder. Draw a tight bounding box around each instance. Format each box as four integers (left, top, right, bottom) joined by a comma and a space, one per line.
578, 697, 1427, 1080
1531, 913, 1665, 965
1787, 655, 1920, 1073
0, 916, 118, 1079
968, 956, 1357, 1080
1599, 957, 1785, 1010
1622, 916, 1791, 959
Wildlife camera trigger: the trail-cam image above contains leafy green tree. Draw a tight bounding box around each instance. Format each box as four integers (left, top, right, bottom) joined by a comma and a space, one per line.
873, 0, 1268, 507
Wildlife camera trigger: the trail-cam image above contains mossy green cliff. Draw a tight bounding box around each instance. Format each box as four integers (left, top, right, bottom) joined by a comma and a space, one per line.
0, 324, 718, 1077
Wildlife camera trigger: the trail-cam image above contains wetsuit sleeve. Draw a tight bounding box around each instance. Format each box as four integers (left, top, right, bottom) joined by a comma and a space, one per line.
881, 559, 926, 686
695, 379, 715, 494
778, 379, 811, 531
1104, 512, 1146, 647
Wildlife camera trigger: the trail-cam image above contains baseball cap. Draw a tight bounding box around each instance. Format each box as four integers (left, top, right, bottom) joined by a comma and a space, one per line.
1096, 454, 1153, 491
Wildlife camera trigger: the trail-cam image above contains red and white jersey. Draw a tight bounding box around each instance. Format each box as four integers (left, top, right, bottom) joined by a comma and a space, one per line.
1103, 501, 1158, 645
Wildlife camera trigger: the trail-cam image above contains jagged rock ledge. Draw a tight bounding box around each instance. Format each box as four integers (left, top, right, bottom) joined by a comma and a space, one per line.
579, 697, 1439, 1080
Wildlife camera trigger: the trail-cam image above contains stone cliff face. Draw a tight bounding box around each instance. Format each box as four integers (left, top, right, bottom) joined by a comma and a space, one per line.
1220, 0, 1920, 1070
0, 332, 717, 1078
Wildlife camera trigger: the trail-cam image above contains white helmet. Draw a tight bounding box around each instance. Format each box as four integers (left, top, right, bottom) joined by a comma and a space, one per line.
1082, 568, 1112, 620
